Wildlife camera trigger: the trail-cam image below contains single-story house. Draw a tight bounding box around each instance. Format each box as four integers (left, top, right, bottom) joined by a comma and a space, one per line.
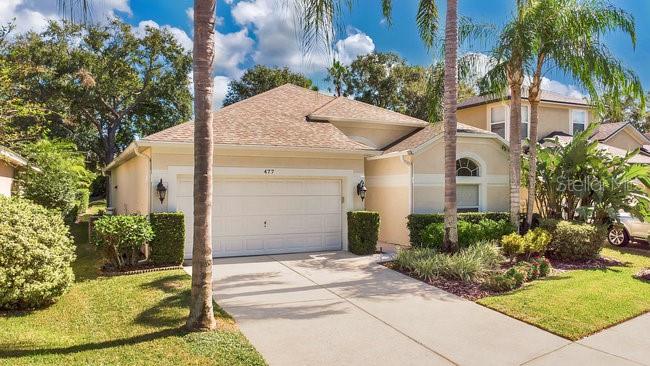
106, 84, 509, 258
0, 146, 30, 197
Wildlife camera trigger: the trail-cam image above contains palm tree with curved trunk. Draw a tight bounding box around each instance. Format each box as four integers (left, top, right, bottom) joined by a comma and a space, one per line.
296, 0, 465, 250
523, 0, 643, 228
59, 0, 218, 331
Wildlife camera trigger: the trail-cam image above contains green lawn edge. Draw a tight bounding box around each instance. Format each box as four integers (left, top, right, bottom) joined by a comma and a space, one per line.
0, 221, 267, 366
477, 245, 650, 340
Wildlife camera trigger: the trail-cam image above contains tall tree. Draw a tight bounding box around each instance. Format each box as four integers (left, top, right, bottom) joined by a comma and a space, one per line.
6, 20, 192, 169
325, 59, 346, 97
525, 0, 644, 228
187, 0, 218, 331
442, 0, 459, 251
481, 1, 533, 229
223, 65, 315, 106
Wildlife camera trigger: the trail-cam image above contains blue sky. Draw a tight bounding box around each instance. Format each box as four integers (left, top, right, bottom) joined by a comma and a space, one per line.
4, 0, 649, 106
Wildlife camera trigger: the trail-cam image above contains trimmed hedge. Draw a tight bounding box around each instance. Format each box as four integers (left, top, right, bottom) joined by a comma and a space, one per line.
408, 212, 510, 247
0, 196, 75, 309
149, 212, 185, 265
421, 219, 515, 249
347, 211, 380, 255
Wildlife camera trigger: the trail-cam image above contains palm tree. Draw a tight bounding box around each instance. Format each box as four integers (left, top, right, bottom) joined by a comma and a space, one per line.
521, 0, 644, 228
441, 0, 459, 252
186, 0, 217, 331
58, 0, 219, 331
295, 0, 465, 249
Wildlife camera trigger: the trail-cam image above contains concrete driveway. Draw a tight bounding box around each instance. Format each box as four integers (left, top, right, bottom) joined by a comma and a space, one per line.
185, 252, 648, 366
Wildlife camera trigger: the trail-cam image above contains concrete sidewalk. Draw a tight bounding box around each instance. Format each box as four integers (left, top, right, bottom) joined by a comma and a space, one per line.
185, 252, 649, 365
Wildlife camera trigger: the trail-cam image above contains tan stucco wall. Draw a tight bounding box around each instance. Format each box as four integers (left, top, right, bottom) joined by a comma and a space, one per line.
458, 101, 594, 139
149, 145, 367, 213
364, 155, 411, 246
604, 127, 644, 151
0, 161, 15, 197
458, 105, 488, 130
109, 148, 151, 214
413, 136, 509, 213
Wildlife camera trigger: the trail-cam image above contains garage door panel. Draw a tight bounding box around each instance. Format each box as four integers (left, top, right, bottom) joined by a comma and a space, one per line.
178, 177, 343, 258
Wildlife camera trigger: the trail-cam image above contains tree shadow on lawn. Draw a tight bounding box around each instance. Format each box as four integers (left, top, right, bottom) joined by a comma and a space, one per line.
0, 327, 186, 359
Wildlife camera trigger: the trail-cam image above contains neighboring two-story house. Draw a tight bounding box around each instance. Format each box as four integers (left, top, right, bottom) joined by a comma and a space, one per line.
457, 90, 650, 162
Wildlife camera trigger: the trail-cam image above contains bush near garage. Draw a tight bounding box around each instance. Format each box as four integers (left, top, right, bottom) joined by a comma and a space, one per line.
407, 212, 511, 246
543, 220, 605, 261
347, 211, 380, 255
93, 214, 153, 269
149, 212, 185, 265
0, 196, 76, 310
420, 218, 515, 249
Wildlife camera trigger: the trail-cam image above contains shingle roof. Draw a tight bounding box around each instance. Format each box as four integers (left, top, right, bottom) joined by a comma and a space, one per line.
143, 84, 373, 151
309, 97, 429, 127
546, 135, 650, 164
458, 89, 588, 109
590, 122, 628, 141
383, 122, 497, 154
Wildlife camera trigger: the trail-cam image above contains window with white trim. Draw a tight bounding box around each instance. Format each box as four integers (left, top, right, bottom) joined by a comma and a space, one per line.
490, 106, 506, 139
457, 185, 480, 212
572, 110, 587, 134
521, 105, 530, 140
456, 158, 480, 177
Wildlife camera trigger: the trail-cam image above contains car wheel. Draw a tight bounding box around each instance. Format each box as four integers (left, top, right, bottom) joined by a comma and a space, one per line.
608, 226, 629, 246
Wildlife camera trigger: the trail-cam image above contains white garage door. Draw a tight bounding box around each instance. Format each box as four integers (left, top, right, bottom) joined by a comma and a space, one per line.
176, 176, 343, 258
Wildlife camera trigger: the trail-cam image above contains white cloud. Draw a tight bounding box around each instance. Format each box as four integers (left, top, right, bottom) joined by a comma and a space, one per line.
213, 76, 231, 108
232, 0, 374, 73
539, 77, 585, 99
186, 7, 194, 22
334, 28, 375, 65
0, 0, 131, 35
214, 29, 255, 78
134, 20, 193, 52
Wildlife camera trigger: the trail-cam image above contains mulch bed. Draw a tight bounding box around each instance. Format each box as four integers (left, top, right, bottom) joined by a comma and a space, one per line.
550, 256, 625, 271
101, 263, 183, 276
634, 269, 650, 282
382, 255, 627, 301
381, 261, 497, 301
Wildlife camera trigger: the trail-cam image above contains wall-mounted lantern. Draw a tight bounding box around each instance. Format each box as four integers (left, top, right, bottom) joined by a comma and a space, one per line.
156, 179, 167, 204
356, 179, 367, 201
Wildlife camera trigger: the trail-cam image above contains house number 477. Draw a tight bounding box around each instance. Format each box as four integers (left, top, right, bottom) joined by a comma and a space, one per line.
264, 169, 275, 175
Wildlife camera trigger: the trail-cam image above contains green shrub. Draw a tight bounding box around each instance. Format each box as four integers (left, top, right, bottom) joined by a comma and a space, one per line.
421, 219, 515, 249
546, 221, 605, 261
531, 257, 551, 277
347, 211, 380, 255
538, 219, 560, 232
484, 273, 519, 292
150, 212, 185, 265
0, 196, 75, 309
395, 241, 502, 283
522, 228, 552, 258
16, 140, 95, 222
501, 232, 525, 261
76, 188, 90, 216
93, 215, 154, 269
407, 212, 511, 246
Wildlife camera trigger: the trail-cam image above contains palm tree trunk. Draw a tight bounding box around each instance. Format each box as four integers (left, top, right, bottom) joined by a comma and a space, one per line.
508, 77, 522, 230
442, 0, 458, 252
186, 0, 217, 331
526, 98, 540, 229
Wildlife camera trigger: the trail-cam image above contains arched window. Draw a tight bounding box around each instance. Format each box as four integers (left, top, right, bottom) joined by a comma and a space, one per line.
456, 158, 480, 177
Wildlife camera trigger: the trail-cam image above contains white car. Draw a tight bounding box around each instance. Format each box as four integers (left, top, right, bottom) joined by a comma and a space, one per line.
608, 212, 650, 246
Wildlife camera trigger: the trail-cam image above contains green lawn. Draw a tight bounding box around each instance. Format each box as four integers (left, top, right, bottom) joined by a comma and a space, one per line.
478, 246, 650, 340
0, 222, 266, 366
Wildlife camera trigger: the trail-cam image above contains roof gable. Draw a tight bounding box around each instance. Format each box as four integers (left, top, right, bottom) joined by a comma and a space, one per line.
309, 97, 429, 127
458, 89, 589, 109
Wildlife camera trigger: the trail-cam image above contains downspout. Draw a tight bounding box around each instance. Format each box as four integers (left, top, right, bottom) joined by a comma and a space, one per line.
400, 151, 414, 214
133, 141, 152, 214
